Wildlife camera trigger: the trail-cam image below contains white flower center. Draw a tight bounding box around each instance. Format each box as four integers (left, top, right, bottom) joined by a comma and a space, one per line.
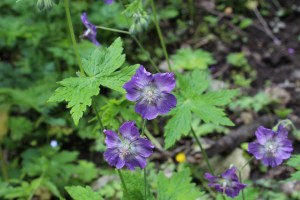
119, 142, 131, 159
143, 87, 160, 104
266, 141, 277, 155
84, 28, 92, 37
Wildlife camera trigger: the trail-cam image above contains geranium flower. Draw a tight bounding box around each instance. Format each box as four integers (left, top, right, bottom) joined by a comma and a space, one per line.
80, 12, 100, 46
104, 121, 154, 170
123, 66, 177, 120
248, 125, 293, 167
204, 167, 246, 198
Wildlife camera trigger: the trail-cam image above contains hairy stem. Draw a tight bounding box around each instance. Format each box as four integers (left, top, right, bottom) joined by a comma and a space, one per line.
190, 128, 214, 175
64, 0, 84, 74
149, 0, 172, 72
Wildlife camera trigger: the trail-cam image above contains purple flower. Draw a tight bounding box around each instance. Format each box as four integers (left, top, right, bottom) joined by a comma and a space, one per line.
104, 0, 114, 4
204, 167, 246, 198
248, 125, 293, 167
104, 121, 154, 170
80, 12, 100, 46
123, 66, 177, 120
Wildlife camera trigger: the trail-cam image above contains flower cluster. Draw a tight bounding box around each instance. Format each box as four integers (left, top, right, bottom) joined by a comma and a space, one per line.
123, 66, 177, 120
104, 121, 154, 170
248, 125, 293, 167
205, 167, 246, 198
80, 12, 100, 46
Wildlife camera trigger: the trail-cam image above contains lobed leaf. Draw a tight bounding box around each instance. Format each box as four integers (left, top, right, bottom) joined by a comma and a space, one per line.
157, 169, 204, 200
65, 186, 103, 200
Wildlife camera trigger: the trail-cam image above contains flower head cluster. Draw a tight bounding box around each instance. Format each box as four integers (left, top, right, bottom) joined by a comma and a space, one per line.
205, 167, 246, 198
123, 66, 177, 120
248, 125, 293, 167
80, 12, 100, 46
104, 121, 154, 170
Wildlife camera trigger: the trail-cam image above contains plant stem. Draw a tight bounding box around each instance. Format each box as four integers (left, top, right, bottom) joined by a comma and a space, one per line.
140, 119, 147, 200
96, 26, 130, 34
64, 0, 84, 74
188, 0, 195, 21
64, 0, 105, 128
0, 145, 8, 182
131, 36, 160, 72
92, 99, 104, 131
238, 170, 245, 200
149, 0, 172, 72
238, 156, 254, 200
117, 169, 128, 195
253, 7, 280, 45
190, 128, 214, 175
96, 26, 160, 72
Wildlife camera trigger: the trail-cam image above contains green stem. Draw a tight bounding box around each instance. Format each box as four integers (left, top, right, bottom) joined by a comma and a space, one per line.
96, 26, 160, 72
131, 36, 160, 72
141, 119, 147, 200
238, 170, 245, 200
238, 156, 254, 200
64, 0, 105, 128
0, 145, 8, 182
150, 0, 172, 72
96, 26, 130, 34
64, 0, 84, 74
117, 169, 128, 195
92, 99, 104, 131
188, 0, 195, 21
190, 128, 214, 175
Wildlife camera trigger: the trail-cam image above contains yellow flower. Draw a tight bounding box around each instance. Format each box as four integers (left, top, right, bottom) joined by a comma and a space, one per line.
175, 153, 186, 163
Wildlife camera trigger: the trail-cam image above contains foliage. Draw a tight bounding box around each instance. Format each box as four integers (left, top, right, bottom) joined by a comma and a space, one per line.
286, 155, 300, 181
48, 38, 139, 125
229, 92, 271, 112
171, 48, 216, 70
157, 169, 205, 200
65, 186, 104, 200
164, 70, 238, 148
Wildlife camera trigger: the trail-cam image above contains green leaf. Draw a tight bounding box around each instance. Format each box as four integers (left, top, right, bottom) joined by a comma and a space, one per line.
82, 38, 125, 77
226, 52, 248, 67
287, 154, 300, 169
48, 77, 100, 125
9, 117, 33, 141
65, 186, 103, 200
49, 38, 138, 125
287, 171, 300, 181
164, 101, 192, 149
190, 99, 234, 126
157, 169, 204, 200
99, 64, 139, 93
199, 89, 239, 106
164, 70, 237, 148
177, 70, 210, 98
121, 170, 154, 200
172, 48, 216, 71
